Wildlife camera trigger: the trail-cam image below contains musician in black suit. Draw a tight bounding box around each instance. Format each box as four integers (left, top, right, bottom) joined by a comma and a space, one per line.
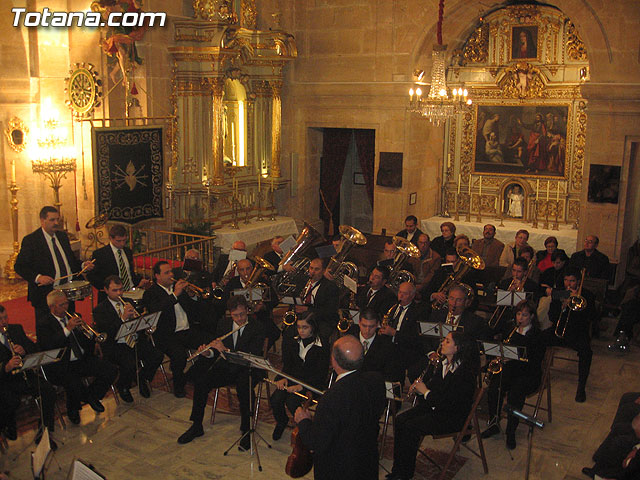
178, 296, 265, 451
379, 282, 424, 384
492, 257, 540, 333
37, 290, 117, 425
423, 248, 477, 311
428, 284, 491, 343
295, 335, 386, 480
482, 301, 547, 450
270, 312, 329, 441
15, 206, 94, 321
544, 268, 596, 403
347, 308, 395, 380
387, 331, 480, 480
298, 258, 340, 344
142, 261, 203, 398
356, 266, 396, 318
211, 240, 246, 283
395, 215, 423, 246
263, 236, 285, 276
0, 304, 56, 447
93, 275, 163, 402
87, 224, 149, 304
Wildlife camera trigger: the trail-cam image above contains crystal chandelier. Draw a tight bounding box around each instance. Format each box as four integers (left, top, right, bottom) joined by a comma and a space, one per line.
408, 0, 472, 125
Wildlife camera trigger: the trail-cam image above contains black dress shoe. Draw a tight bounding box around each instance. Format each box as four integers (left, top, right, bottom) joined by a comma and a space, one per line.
118, 388, 134, 403
575, 389, 586, 403
177, 423, 204, 444
5, 422, 17, 441
506, 432, 516, 450
272, 423, 286, 441
68, 410, 81, 425
87, 397, 105, 413
238, 434, 251, 452
581, 466, 595, 478
174, 387, 186, 399
139, 380, 151, 398
481, 424, 500, 439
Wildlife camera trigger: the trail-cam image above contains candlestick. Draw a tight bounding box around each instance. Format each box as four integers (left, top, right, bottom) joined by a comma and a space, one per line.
556, 181, 560, 201
546, 180, 550, 201
479, 175, 482, 196
536, 179, 539, 201
457, 174, 461, 195
231, 122, 236, 166
271, 176, 274, 193
468, 175, 471, 195
447, 153, 451, 169
258, 170, 261, 192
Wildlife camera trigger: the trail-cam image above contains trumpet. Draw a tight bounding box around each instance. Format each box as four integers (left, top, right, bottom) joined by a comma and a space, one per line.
282, 305, 297, 327
555, 268, 587, 339
213, 261, 237, 300
65, 311, 107, 343
337, 309, 354, 334
185, 321, 246, 363
184, 281, 211, 299
1, 325, 23, 375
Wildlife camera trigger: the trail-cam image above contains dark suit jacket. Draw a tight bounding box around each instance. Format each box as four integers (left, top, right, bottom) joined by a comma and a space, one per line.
262, 251, 283, 276
298, 370, 386, 480
428, 309, 491, 341
36, 312, 94, 365
385, 302, 425, 378
570, 249, 610, 280
213, 315, 265, 376
347, 326, 395, 380
15, 229, 82, 309
395, 228, 424, 247
87, 244, 141, 292
308, 277, 340, 327
430, 235, 455, 259
280, 335, 329, 391
212, 254, 231, 283
0, 324, 38, 381
142, 283, 198, 346
356, 285, 396, 317
92, 299, 131, 356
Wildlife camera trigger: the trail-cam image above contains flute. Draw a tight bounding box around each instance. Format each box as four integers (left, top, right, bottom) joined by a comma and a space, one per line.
185, 322, 246, 363
263, 377, 318, 404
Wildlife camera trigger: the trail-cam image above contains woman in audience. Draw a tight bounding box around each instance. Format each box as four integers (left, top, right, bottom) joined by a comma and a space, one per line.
536, 236, 566, 273
537, 250, 569, 328
430, 222, 456, 258
482, 300, 546, 450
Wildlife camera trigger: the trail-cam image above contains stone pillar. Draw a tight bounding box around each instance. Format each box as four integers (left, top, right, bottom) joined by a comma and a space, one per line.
270, 80, 282, 178
211, 77, 225, 186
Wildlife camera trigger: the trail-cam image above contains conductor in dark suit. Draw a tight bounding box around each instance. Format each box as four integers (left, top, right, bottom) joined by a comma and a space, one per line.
93, 275, 163, 402
356, 266, 396, 318
15, 206, 94, 320
0, 304, 56, 446
178, 296, 265, 451
87, 224, 149, 304
298, 258, 340, 343
295, 335, 386, 480
37, 290, 117, 425
142, 261, 203, 398
395, 215, 423, 246
347, 308, 395, 380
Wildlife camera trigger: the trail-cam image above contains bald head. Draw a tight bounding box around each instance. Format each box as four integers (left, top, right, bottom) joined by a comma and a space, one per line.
331, 335, 363, 374
232, 241, 247, 251
237, 258, 253, 282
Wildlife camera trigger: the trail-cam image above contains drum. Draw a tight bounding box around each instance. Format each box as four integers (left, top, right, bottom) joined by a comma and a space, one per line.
54, 280, 92, 301
122, 288, 144, 308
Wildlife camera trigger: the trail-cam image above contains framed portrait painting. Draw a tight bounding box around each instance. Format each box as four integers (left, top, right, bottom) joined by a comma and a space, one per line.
510, 25, 538, 60
473, 105, 569, 177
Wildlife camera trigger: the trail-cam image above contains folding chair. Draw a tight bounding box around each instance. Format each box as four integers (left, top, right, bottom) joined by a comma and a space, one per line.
379, 382, 401, 460
419, 385, 489, 480
523, 347, 553, 423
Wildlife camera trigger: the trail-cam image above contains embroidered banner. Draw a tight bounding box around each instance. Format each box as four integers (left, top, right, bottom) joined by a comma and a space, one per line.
93, 126, 164, 224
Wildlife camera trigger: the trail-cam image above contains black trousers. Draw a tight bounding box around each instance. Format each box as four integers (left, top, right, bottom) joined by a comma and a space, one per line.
0, 372, 57, 431
487, 365, 540, 434
154, 328, 205, 392
45, 356, 117, 412
188, 356, 261, 432
391, 406, 465, 478
269, 389, 304, 427
543, 327, 592, 390
615, 298, 640, 338
102, 338, 163, 390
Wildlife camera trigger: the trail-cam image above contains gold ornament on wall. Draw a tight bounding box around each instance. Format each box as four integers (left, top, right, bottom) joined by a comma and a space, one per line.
193, 0, 236, 23
64, 63, 102, 118
463, 23, 489, 64
565, 20, 587, 61
496, 62, 546, 99
4, 117, 28, 153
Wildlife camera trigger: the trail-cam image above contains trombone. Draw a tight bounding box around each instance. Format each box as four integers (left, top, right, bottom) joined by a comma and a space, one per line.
65, 311, 107, 343
555, 268, 587, 339
487, 257, 535, 329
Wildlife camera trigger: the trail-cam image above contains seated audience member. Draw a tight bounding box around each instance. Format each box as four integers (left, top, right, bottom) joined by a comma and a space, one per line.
143, 261, 203, 398
37, 290, 117, 425
570, 235, 610, 280
88, 224, 150, 304
499, 229, 530, 269
428, 284, 491, 343
93, 275, 163, 402
430, 221, 456, 258
482, 301, 546, 450
0, 304, 57, 449
453, 234, 471, 251
356, 266, 396, 318
378, 239, 398, 270
536, 236, 566, 273
387, 332, 480, 480
537, 250, 569, 328
471, 224, 505, 268
270, 312, 329, 441
544, 268, 596, 403
396, 215, 423, 246
347, 308, 395, 380
412, 234, 442, 293
582, 392, 640, 479
178, 296, 265, 450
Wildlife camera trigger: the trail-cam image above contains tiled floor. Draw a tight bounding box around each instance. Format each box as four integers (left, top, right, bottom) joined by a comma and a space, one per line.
2, 335, 639, 479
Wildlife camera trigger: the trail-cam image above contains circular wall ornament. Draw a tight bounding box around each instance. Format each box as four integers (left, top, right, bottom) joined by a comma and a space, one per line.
65, 63, 102, 118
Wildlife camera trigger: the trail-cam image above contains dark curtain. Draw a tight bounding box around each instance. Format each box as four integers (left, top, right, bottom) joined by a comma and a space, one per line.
354, 129, 375, 209
320, 129, 352, 236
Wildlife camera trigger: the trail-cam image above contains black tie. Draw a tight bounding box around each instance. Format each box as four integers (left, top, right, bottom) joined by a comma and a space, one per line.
64, 320, 84, 358
51, 236, 69, 284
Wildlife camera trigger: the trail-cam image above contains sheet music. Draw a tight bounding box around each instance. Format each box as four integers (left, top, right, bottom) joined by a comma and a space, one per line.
280, 296, 301, 305
419, 322, 459, 337
31, 428, 50, 477
280, 236, 298, 255
229, 249, 247, 262
115, 318, 141, 341
67, 459, 106, 480
342, 275, 357, 293
137, 312, 160, 331
480, 341, 525, 361
496, 290, 528, 306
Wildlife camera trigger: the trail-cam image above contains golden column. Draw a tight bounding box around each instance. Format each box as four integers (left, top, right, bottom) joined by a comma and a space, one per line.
210, 77, 225, 185
270, 80, 282, 178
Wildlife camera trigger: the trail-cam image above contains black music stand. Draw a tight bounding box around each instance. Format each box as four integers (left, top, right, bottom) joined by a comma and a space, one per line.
222, 351, 273, 471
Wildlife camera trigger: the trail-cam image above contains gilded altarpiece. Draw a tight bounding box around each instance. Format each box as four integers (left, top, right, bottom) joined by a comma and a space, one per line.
444, 4, 588, 225
168, 0, 296, 229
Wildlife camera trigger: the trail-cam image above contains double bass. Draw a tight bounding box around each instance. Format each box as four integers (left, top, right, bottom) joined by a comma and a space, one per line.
285, 395, 315, 478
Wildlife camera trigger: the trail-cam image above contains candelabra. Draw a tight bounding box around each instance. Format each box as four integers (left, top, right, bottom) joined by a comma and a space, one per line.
465, 193, 471, 223
256, 190, 265, 221
4, 181, 20, 280
543, 201, 550, 230
476, 194, 482, 223
552, 200, 560, 231
453, 192, 460, 222
531, 199, 538, 229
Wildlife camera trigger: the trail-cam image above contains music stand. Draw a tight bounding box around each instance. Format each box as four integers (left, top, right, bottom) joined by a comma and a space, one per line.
495, 289, 528, 306
222, 351, 274, 471
419, 322, 461, 339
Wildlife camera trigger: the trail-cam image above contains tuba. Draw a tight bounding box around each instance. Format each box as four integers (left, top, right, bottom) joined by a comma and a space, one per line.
430, 246, 485, 310
275, 222, 325, 297
242, 256, 276, 310
388, 236, 421, 291
326, 225, 367, 289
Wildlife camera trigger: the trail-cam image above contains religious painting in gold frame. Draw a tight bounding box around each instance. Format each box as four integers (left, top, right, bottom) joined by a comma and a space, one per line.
473, 104, 568, 178
510, 25, 539, 61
